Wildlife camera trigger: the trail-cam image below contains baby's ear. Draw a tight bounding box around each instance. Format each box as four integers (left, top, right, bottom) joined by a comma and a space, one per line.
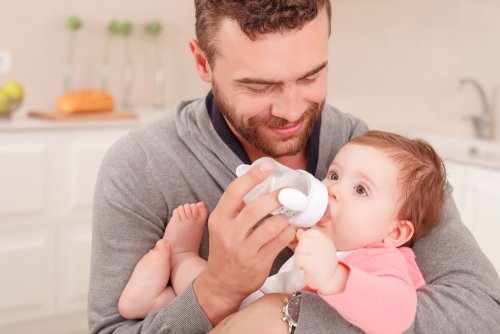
383, 220, 414, 247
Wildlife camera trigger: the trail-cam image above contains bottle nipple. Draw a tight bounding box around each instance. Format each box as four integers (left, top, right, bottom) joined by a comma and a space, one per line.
316, 204, 331, 226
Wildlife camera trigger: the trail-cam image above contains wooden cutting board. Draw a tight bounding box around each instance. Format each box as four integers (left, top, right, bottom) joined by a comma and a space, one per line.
28, 110, 138, 121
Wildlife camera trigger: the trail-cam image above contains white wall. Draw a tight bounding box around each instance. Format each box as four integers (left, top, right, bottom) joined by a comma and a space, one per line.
328, 0, 500, 138
1, 0, 499, 139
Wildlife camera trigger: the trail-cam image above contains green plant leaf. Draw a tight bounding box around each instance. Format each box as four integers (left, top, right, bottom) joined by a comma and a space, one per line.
120, 21, 133, 36
107, 20, 121, 35
145, 20, 162, 35
66, 15, 83, 30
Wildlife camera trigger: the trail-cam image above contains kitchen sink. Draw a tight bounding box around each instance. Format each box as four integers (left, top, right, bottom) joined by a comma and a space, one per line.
413, 133, 500, 169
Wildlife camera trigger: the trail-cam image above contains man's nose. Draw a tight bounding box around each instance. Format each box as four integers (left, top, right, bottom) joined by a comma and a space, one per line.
271, 84, 306, 122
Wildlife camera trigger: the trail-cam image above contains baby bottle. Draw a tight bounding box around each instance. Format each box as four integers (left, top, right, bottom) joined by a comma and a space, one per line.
235, 157, 328, 228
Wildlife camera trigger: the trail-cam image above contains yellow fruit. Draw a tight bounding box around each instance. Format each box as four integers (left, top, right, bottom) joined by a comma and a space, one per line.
1, 81, 24, 102
0, 91, 10, 114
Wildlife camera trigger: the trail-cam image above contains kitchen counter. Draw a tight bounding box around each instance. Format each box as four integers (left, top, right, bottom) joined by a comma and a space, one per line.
0, 108, 166, 132
406, 132, 500, 170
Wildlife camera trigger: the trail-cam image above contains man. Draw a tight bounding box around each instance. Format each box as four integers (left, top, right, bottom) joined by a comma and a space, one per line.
88, 1, 500, 333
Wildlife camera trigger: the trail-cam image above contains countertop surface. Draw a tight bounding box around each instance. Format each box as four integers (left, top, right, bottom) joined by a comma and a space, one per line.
0, 108, 166, 132
408, 132, 500, 170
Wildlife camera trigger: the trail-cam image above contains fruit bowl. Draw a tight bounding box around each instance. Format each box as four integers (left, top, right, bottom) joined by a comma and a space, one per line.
0, 96, 22, 119
0, 81, 24, 119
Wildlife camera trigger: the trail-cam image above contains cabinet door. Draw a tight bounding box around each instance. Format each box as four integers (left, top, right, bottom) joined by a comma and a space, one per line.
0, 143, 46, 220
65, 140, 118, 213
0, 230, 55, 325
56, 223, 92, 313
462, 166, 500, 274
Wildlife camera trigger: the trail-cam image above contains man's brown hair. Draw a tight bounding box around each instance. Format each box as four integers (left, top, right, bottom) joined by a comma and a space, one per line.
349, 130, 447, 247
194, 0, 332, 67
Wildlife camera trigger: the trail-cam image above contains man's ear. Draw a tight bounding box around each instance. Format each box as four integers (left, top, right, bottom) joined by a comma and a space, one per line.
189, 39, 212, 82
383, 220, 414, 247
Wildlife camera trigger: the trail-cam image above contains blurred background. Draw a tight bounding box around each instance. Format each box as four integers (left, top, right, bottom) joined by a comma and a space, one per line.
0, 1, 499, 333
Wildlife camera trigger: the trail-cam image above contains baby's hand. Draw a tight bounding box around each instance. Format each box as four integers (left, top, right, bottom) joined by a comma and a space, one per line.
294, 229, 338, 293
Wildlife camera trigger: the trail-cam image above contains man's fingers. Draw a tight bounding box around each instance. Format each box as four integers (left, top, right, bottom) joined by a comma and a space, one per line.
237, 189, 283, 233
244, 213, 289, 253
258, 221, 295, 261
216, 162, 274, 219
210, 187, 283, 246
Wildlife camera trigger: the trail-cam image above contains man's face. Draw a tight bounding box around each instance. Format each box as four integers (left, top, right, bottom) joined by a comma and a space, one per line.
209, 10, 330, 157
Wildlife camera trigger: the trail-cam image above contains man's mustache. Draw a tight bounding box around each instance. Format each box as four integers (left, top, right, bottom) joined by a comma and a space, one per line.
249, 103, 320, 128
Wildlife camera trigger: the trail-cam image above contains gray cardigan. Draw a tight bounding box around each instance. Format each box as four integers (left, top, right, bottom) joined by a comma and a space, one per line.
88, 97, 500, 333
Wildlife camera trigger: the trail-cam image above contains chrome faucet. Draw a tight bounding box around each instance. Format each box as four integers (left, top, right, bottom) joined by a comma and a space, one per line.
458, 77, 495, 140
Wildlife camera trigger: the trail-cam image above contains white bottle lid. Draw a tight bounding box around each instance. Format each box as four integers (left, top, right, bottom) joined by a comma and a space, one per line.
278, 171, 328, 228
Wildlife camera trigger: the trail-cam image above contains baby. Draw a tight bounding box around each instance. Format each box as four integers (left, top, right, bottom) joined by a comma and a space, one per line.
293, 130, 446, 333
118, 130, 446, 333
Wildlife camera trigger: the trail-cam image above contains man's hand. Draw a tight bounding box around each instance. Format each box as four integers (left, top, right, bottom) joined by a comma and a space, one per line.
210, 294, 290, 334
294, 229, 339, 294
193, 162, 296, 325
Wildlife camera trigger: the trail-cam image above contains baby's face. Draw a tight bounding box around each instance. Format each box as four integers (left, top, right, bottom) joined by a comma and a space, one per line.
313, 143, 403, 251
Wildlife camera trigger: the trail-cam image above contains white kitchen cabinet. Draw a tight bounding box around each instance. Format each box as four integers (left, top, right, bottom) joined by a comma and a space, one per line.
462, 167, 500, 273
445, 160, 500, 275
0, 229, 55, 325
0, 116, 158, 334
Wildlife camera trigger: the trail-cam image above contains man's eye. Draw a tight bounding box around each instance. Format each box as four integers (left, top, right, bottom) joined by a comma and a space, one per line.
247, 85, 271, 94
300, 74, 319, 84
329, 171, 339, 181
354, 184, 367, 195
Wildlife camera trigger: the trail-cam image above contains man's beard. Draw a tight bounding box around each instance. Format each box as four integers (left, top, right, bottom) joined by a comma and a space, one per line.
213, 85, 323, 158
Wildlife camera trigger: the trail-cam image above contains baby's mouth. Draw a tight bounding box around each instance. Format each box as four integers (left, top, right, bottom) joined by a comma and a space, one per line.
316, 204, 331, 226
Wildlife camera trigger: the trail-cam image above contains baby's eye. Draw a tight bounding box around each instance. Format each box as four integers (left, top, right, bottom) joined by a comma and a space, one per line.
329, 171, 339, 181
354, 184, 367, 196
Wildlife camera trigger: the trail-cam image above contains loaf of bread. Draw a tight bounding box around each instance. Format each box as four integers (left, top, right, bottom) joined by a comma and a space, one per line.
57, 90, 114, 114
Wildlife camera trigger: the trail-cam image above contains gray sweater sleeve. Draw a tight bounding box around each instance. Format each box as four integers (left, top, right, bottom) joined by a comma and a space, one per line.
296, 186, 500, 333
88, 135, 212, 334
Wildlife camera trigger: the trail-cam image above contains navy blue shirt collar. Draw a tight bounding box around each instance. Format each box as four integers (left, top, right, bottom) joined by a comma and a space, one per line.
206, 91, 321, 175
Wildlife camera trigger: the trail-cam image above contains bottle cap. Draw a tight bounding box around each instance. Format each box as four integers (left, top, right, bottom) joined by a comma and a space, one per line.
278, 171, 328, 228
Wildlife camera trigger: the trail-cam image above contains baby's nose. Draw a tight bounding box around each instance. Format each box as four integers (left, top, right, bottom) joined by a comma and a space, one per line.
327, 184, 340, 200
